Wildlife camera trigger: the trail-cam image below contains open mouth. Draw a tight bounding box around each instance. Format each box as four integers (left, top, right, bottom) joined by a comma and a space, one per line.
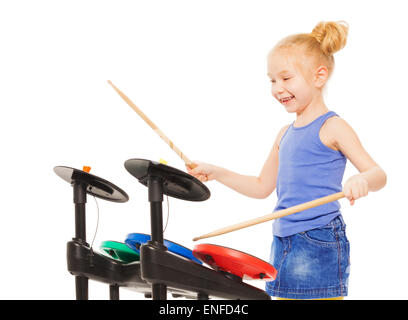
280, 96, 295, 104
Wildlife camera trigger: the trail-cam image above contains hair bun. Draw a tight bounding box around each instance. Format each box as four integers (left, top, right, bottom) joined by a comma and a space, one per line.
310, 21, 349, 56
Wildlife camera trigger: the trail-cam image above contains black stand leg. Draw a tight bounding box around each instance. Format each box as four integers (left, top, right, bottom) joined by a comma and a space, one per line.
152, 283, 167, 300
197, 292, 209, 300
148, 176, 168, 300
110, 284, 120, 300
150, 202, 164, 244
73, 182, 89, 300
73, 182, 87, 242
75, 276, 88, 300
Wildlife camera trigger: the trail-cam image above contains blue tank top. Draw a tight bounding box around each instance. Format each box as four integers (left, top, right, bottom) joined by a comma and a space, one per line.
273, 111, 347, 237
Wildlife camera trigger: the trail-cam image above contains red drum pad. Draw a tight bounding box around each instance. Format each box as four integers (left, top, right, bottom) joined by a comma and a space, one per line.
193, 244, 277, 282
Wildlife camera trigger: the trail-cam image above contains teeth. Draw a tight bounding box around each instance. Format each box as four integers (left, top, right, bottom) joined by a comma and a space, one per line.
281, 96, 293, 102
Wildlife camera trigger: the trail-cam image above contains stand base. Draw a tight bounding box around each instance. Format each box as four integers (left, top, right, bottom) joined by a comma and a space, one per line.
140, 243, 271, 300
67, 240, 151, 298
67, 240, 198, 299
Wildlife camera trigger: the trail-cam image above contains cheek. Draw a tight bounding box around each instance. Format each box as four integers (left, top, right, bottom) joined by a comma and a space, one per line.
283, 83, 299, 98
289, 81, 310, 100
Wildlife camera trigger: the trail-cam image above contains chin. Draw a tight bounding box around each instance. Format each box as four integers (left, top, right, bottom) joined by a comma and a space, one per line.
283, 105, 298, 113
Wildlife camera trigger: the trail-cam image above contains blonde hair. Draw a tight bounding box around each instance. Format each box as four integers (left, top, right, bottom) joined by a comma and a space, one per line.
272, 21, 349, 77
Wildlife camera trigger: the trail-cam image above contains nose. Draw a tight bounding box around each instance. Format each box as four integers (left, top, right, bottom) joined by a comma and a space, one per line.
272, 82, 284, 96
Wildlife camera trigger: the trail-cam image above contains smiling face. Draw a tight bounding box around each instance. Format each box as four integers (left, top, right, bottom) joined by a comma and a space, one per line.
267, 48, 322, 114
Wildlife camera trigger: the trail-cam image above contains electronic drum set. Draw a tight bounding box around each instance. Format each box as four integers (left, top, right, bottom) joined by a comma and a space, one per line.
54, 159, 277, 300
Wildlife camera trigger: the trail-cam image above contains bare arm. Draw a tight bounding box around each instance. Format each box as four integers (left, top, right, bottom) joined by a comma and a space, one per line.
187, 125, 290, 199
323, 117, 387, 204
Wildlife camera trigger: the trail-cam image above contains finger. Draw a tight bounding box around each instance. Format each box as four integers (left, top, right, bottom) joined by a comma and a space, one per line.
187, 163, 198, 170
351, 187, 360, 201
343, 188, 352, 201
187, 168, 197, 176
189, 167, 200, 175
350, 199, 355, 206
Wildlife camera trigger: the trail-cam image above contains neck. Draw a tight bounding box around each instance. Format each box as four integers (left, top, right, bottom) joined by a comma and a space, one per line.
294, 95, 328, 127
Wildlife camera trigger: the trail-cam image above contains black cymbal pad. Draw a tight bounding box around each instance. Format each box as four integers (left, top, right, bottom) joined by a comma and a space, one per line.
54, 166, 129, 203
124, 159, 210, 202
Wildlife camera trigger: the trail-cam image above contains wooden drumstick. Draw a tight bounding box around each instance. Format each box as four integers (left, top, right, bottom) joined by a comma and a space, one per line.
107, 80, 196, 169
193, 192, 345, 241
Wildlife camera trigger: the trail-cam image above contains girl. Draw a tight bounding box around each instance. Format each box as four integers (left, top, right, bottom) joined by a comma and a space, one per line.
187, 21, 386, 299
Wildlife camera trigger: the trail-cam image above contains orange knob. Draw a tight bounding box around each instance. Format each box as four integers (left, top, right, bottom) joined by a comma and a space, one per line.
83, 166, 91, 173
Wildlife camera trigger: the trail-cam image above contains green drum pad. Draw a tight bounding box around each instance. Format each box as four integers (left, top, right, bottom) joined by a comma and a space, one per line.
100, 241, 140, 263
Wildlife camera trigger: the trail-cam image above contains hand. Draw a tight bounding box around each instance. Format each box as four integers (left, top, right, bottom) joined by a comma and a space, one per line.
186, 161, 217, 183
343, 174, 369, 205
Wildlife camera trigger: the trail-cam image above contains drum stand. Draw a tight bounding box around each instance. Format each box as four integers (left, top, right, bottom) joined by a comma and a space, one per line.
71, 181, 122, 300
142, 175, 209, 300
55, 166, 151, 300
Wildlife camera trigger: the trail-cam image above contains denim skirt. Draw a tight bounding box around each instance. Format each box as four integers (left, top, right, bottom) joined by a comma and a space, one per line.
265, 215, 350, 299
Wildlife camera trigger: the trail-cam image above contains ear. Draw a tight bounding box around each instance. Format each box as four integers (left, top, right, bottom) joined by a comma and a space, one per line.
314, 65, 329, 88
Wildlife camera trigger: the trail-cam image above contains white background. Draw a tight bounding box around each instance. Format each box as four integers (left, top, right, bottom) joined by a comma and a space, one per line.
0, 0, 406, 300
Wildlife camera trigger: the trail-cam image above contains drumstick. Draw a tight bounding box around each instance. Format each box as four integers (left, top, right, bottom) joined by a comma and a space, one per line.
193, 192, 345, 241
107, 80, 196, 169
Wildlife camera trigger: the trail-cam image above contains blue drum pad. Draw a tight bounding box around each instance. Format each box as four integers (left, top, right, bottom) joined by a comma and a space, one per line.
125, 233, 202, 264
